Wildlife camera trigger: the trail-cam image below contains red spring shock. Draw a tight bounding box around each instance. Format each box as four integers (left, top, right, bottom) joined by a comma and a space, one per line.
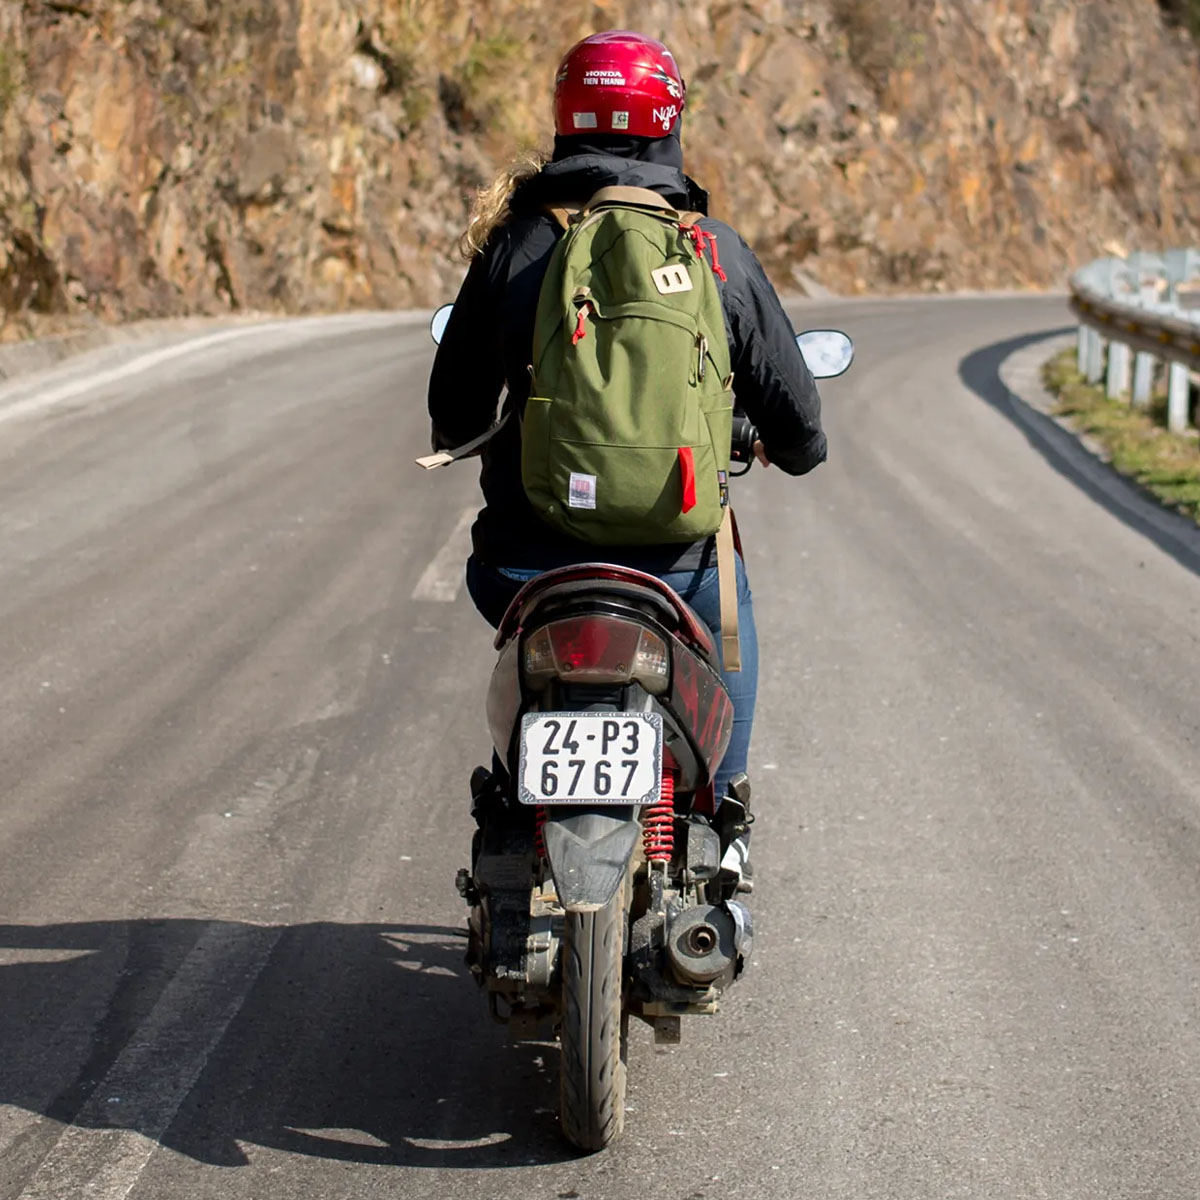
642, 771, 677, 863
534, 806, 547, 859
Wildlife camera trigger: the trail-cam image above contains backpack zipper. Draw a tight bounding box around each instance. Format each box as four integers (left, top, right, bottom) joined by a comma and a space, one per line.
572, 301, 592, 345
571, 287, 593, 347
680, 223, 728, 281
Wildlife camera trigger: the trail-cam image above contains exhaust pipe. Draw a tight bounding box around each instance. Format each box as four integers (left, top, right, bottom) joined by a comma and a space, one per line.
666, 904, 738, 986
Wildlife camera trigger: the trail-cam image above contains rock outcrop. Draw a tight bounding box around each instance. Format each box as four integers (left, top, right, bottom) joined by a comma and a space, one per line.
2, 0, 1198, 339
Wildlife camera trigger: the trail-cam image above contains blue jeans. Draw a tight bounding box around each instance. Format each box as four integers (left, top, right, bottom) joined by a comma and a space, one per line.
465, 555, 758, 800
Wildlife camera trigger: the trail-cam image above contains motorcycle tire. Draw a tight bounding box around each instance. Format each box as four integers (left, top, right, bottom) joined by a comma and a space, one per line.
558, 879, 627, 1151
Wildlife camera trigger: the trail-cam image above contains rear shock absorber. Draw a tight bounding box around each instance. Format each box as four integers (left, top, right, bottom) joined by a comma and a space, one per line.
642, 771, 677, 863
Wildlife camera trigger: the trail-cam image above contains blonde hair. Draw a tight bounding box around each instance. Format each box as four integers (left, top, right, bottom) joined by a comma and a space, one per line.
459, 147, 551, 261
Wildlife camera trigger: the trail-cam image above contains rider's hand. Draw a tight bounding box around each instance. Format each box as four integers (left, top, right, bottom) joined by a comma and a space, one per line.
753, 440, 771, 468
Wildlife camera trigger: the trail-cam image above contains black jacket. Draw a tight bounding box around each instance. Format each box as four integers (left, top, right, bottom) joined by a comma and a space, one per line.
427, 151, 827, 573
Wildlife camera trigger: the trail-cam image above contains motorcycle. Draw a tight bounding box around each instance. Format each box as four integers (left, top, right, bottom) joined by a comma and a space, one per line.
428, 308, 853, 1150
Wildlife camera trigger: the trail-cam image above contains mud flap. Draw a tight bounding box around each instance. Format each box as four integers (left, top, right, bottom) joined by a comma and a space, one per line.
543, 808, 640, 912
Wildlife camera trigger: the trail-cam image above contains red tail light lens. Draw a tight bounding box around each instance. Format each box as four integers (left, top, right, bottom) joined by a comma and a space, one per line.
522, 615, 670, 693
548, 616, 640, 675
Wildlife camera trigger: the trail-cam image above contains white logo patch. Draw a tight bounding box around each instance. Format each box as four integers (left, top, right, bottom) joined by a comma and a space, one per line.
572, 112, 598, 129
652, 104, 678, 132
611, 111, 630, 130
568, 472, 597, 509
651, 264, 693, 295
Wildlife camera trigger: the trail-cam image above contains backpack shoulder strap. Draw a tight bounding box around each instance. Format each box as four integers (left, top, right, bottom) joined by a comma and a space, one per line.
716, 506, 741, 671
584, 185, 680, 217
543, 204, 580, 231
415, 411, 511, 471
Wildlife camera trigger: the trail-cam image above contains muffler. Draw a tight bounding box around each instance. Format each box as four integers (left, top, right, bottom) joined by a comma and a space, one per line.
666, 904, 739, 986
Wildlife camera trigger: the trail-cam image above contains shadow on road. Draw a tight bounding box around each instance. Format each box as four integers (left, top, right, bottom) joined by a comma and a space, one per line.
958, 329, 1200, 578
0, 918, 578, 1173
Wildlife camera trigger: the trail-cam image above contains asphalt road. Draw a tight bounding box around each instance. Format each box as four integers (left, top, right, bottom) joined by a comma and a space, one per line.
1, 296, 1198, 1200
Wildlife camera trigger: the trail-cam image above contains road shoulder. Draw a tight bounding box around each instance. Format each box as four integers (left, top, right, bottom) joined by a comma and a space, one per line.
997, 334, 1200, 568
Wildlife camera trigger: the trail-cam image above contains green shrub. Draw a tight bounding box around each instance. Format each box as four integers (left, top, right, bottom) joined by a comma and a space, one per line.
439, 35, 528, 137
828, 0, 929, 94
1158, 0, 1200, 40
0, 45, 23, 119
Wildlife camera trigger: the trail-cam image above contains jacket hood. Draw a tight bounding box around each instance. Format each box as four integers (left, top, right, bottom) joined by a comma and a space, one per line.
512, 151, 710, 216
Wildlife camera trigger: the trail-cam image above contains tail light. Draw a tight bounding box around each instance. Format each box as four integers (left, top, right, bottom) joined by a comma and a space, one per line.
522, 615, 670, 694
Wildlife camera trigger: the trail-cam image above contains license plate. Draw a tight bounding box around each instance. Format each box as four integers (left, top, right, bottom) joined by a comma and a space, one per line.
517, 712, 663, 806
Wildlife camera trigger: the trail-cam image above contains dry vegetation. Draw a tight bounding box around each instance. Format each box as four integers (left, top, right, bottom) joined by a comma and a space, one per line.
1043, 350, 1200, 524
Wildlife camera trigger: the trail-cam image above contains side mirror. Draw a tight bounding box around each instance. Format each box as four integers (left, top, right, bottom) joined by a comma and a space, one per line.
430, 304, 454, 345
796, 330, 854, 379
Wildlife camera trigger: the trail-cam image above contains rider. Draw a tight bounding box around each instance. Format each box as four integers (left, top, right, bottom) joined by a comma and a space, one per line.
427, 30, 827, 875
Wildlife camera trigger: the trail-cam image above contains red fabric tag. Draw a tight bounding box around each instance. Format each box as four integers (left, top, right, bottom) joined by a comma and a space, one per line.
678, 446, 697, 514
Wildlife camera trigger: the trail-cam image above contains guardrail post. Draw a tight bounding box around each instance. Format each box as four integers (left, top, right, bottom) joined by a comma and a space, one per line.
1131, 352, 1155, 408
1166, 362, 1190, 432
1106, 341, 1131, 399
1086, 330, 1105, 384
1071, 247, 1198, 429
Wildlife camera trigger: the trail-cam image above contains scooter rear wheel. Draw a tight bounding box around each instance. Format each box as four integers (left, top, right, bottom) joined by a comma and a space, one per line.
558, 879, 627, 1151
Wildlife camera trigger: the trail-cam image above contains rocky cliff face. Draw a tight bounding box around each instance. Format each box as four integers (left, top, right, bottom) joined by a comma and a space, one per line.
2, 0, 1198, 340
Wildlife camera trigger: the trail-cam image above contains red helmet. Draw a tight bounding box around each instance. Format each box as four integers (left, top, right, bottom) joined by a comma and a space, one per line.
554, 31, 686, 140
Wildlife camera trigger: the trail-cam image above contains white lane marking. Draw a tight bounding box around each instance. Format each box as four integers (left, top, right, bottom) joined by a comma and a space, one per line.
411, 507, 476, 602
17, 921, 280, 1200
0, 312, 408, 428
0, 948, 98, 965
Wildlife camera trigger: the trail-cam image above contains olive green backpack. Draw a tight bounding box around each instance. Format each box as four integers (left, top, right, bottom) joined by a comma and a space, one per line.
522, 186, 734, 545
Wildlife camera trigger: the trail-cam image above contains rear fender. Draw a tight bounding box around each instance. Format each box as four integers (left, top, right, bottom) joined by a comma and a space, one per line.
543, 808, 639, 912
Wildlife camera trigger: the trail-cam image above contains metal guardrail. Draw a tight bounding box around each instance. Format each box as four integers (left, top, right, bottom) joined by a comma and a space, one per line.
1069, 248, 1200, 433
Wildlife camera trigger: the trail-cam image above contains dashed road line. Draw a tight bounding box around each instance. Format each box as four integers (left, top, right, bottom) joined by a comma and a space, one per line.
16, 921, 279, 1200
411, 508, 476, 603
